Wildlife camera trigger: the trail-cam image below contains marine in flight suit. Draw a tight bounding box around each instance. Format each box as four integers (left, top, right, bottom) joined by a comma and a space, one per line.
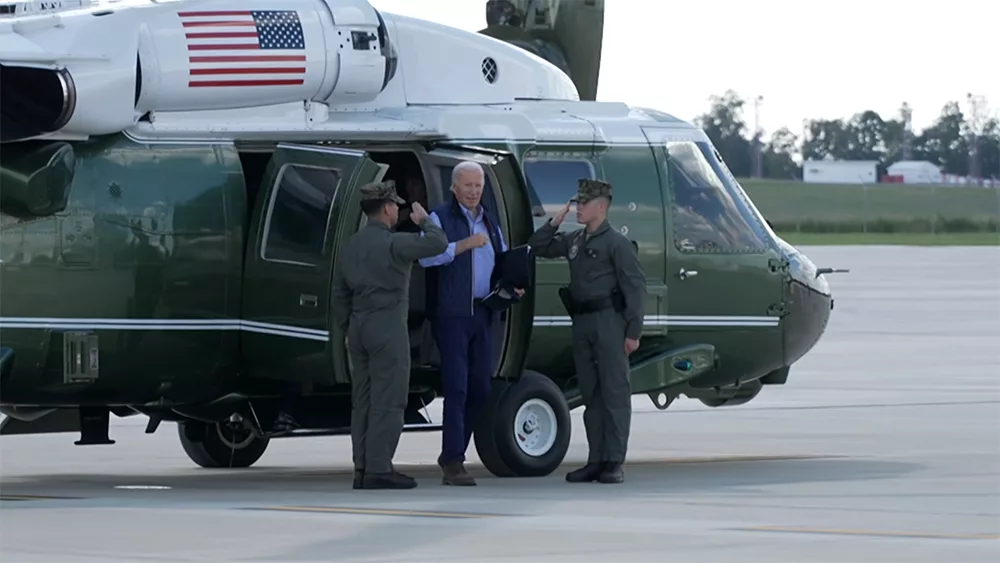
527, 179, 646, 484
331, 181, 448, 490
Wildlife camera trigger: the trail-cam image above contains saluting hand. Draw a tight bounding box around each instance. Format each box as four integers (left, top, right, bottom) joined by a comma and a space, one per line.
625, 337, 639, 356
411, 202, 428, 224
552, 200, 572, 226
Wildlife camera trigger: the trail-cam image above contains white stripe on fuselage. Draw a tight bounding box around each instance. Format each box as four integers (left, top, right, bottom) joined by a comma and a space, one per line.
0, 318, 329, 341
0, 314, 779, 341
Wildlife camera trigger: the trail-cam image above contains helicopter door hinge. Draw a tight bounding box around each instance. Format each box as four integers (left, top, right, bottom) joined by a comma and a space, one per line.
768, 258, 789, 275
63, 332, 99, 384
766, 302, 788, 317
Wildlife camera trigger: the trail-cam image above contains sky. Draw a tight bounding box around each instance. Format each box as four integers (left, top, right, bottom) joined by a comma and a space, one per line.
369, 0, 999, 140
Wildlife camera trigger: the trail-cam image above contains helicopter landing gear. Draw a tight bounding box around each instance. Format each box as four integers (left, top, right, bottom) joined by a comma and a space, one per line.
698, 380, 763, 408
178, 413, 270, 468
474, 371, 571, 478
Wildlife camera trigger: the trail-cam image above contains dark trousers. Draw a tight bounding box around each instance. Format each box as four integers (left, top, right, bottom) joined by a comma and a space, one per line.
571, 309, 631, 463
348, 308, 411, 474
432, 305, 494, 464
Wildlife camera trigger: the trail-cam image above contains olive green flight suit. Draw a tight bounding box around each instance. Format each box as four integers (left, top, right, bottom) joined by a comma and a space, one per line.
331, 216, 448, 474
528, 218, 646, 464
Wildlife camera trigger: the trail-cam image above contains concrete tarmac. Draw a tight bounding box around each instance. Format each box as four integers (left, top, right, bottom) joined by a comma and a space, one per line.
1, 245, 999, 562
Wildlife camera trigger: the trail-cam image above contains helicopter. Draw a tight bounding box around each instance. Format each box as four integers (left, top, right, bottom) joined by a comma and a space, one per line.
0, 0, 840, 478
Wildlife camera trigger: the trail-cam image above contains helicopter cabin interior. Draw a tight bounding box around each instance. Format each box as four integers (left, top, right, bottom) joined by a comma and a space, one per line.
235, 144, 512, 387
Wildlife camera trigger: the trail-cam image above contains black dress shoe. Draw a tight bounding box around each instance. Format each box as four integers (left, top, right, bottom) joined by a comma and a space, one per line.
598, 462, 624, 484
352, 469, 364, 489
361, 471, 418, 489
271, 412, 300, 432
565, 462, 604, 483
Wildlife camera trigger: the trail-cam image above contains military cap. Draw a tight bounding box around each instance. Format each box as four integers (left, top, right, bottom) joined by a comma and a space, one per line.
359, 180, 406, 205
570, 178, 612, 203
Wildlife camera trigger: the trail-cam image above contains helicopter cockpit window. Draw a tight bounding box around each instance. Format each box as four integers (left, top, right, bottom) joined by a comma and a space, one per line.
522, 159, 594, 217
665, 141, 771, 253
261, 164, 343, 266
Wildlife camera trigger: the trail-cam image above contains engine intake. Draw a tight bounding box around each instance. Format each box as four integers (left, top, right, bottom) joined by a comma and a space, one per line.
0, 0, 394, 142
0, 64, 76, 142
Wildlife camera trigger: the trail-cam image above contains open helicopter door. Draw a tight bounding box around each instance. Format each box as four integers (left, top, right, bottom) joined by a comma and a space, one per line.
241, 143, 386, 385
416, 144, 540, 384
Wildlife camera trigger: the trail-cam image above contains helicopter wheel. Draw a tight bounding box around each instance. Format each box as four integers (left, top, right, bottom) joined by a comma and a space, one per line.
474, 371, 571, 478
177, 417, 270, 468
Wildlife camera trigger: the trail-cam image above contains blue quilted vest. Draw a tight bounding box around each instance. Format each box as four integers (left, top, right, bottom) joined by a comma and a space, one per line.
425, 197, 503, 318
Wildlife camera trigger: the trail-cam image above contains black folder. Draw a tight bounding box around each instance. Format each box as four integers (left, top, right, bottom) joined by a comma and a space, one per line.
483, 245, 533, 312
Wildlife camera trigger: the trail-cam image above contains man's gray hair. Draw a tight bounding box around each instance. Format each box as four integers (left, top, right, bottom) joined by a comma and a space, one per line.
451, 160, 485, 185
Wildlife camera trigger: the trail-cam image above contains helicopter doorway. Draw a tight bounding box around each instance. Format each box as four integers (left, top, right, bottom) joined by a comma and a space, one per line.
235, 142, 535, 400
361, 148, 515, 394
411, 145, 538, 398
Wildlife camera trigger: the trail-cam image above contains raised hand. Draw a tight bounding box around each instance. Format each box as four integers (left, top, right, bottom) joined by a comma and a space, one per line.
552, 200, 572, 226
411, 202, 428, 224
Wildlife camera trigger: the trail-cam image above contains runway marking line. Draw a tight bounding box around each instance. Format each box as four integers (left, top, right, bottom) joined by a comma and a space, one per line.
0, 494, 80, 501
294, 454, 840, 477
627, 454, 842, 465
244, 505, 507, 519
738, 525, 1000, 541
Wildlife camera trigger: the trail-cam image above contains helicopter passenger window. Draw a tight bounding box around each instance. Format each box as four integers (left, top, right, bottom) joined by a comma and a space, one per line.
664, 141, 770, 254
262, 164, 343, 266
522, 160, 594, 215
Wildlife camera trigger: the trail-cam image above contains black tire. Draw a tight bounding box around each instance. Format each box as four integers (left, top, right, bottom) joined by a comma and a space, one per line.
177, 419, 269, 468
473, 379, 516, 477
486, 370, 571, 477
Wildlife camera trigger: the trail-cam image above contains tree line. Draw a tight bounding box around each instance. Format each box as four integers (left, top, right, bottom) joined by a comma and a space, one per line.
695, 90, 1000, 182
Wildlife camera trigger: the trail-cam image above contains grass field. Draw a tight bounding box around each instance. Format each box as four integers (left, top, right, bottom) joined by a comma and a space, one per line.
737, 178, 999, 244
777, 232, 1000, 246
739, 178, 1000, 223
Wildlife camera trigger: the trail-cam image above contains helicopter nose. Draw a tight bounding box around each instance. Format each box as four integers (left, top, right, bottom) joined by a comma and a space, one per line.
781, 248, 834, 366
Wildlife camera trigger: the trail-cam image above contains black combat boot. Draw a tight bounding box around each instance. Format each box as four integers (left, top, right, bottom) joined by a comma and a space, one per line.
352, 469, 364, 490
565, 462, 604, 483
361, 471, 418, 489
598, 462, 624, 484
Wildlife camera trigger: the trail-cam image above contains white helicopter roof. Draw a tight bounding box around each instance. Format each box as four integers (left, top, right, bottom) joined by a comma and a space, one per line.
1, 0, 596, 143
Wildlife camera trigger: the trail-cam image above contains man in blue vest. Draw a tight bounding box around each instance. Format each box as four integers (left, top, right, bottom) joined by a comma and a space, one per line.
418, 160, 524, 486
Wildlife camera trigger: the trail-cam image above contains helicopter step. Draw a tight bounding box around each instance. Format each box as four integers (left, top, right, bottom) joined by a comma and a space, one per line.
74, 406, 116, 445
269, 422, 443, 440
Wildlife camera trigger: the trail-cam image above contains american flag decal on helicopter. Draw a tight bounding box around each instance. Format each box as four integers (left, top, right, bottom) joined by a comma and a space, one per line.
178, 9, 307, 88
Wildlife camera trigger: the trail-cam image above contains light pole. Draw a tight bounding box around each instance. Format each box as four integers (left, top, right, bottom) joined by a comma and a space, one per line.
752, 95, 764, 178
966, 93, 987, 180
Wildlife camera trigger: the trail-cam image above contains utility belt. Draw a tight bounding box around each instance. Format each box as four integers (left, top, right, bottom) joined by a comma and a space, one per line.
558, 287, 626, 317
